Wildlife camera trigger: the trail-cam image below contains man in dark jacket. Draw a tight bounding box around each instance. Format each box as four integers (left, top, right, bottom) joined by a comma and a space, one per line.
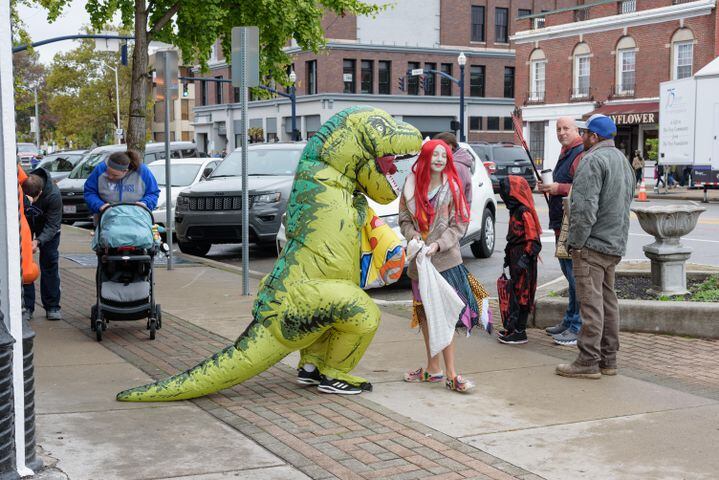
433, 132, 474, 206
22, 167, 63, 321
538, 117, 584, 346
556, 114, 635, 379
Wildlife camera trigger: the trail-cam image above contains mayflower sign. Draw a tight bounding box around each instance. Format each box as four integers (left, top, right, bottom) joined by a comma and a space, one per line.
609, 112, 657, 125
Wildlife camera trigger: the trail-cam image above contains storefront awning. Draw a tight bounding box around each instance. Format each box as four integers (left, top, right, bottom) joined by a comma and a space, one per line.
584, 101, 659, 126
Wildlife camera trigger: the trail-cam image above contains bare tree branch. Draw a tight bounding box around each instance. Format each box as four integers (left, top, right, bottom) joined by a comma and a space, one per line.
147, 3, 180, 39
146, 1, 155, 15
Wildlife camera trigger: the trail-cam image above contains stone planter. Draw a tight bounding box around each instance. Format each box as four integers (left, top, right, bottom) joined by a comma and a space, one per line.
631, 203, 706, 295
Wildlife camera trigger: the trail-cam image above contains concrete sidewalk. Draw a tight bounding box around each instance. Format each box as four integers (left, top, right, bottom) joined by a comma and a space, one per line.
29, 225, 719, 479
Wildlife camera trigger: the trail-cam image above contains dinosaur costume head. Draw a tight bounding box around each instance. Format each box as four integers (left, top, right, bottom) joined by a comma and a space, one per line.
316, 108, 422, 204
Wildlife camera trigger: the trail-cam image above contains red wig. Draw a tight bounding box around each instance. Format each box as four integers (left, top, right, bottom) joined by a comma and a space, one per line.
412, 139, 470, 232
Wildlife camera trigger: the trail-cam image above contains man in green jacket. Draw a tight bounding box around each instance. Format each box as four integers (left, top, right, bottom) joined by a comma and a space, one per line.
556, 114, 636, 379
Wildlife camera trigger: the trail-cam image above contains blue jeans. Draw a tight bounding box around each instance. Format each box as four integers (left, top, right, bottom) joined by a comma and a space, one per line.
23, 233, 61, 313
559, 256, 582, 333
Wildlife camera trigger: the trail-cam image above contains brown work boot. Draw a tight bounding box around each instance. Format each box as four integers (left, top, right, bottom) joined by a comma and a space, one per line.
555, 362, 601, 379
600, 365, 618, 376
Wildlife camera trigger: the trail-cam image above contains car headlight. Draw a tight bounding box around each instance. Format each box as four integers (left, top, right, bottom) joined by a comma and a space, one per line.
381, 214, 399, 229
254, 192, 281, 204
176, 195, 189, 211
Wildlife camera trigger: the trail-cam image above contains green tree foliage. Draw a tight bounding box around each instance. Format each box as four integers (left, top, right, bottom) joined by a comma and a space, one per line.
12, 50, 47, 142
18, 0, 384, 152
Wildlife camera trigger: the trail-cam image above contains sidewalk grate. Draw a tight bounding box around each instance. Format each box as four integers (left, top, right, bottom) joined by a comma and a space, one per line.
61, 253, 196, 268
57, 268, 539, 480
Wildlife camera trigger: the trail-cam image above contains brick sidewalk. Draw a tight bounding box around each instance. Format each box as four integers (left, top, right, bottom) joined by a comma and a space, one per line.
526, 329, 719, 401
58, 269, 540, 480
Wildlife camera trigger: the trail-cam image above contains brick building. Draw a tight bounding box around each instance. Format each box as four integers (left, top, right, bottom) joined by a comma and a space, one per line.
149, 51, 196, 143
513, 0, 718, 170
191, 0, 554, 155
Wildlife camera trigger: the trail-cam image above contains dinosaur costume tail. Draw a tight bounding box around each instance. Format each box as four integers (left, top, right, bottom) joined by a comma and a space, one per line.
116, 324, 290, 402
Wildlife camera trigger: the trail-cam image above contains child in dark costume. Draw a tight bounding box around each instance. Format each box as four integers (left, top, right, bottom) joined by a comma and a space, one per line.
497, 176, 542, 345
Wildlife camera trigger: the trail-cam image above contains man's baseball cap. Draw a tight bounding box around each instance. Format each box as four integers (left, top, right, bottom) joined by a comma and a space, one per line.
576, 114, 617, 139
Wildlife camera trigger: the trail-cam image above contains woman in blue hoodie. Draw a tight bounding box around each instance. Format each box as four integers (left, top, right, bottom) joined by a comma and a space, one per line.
84, 150, 160, 214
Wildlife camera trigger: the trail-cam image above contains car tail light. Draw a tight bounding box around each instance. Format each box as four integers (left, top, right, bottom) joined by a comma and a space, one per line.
483, 161, 496, 174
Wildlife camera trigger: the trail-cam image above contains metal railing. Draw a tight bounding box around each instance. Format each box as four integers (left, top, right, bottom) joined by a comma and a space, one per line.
570, 86, 591, 100
619, 0, 637, 14
525, 90, 545, 104
532, 17, 545, 29
612, 81, 635, 97
574, 8, 590, 21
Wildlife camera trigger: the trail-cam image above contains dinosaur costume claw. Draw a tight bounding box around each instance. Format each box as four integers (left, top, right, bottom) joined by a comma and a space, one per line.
117, 107, 422, 402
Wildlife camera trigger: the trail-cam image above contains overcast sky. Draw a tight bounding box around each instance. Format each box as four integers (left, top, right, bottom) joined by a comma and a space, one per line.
18, 0, 116, 64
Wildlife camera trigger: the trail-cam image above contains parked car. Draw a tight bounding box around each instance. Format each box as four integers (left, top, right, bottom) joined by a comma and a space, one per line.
58, 142, 200, 223
174, 143, 303, 256
36, 150, 88, 183
276, 142, 497, 259
17, 142, 41, 171
471, 142, 537, 193
147, 158, 221, 229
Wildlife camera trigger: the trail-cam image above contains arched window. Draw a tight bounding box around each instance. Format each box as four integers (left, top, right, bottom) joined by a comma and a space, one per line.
529, 49, 546, 101
615, 36, 636, 96
671, 29, 694, 80
573, 43, 591, 98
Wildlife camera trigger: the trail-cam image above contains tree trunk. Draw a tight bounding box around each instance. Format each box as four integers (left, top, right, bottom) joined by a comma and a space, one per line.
126, 0, 149, 155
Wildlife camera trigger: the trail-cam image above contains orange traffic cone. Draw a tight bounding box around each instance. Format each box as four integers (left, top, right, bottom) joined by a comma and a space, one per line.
636, 180, 648, 202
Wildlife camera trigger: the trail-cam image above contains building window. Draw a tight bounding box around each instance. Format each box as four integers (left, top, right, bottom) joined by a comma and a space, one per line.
408, 61, 420, 95
378, 61, 391, 94
518, 8, 532, 18
233, 87, 240, 103
495, 8, 509, 43
572, 43, 591, 98
671, 29, 695, 80
181, 99, 190, 121
504, 66, 515, 98
503, 117, 513, 131
529, 49, 546, 102
469, 116, 482, 131
619, 0, 636, 14
343, 59, 356, 94
306, 60, 317, 95
440, 63, 452, 96
360, 60, 373, 94
529, 122, 545, 168
471, 6, 485, 42
424, 62, 436, 96
487, 117, 500, 131
470, 65, 485, 97
214, 76, 223, 104
200, 81, 207, 106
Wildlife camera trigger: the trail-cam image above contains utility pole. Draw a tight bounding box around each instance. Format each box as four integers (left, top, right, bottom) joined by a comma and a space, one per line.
108, 65, 122, 144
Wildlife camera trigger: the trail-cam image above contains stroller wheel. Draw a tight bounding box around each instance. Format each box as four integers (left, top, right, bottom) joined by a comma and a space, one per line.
149, 319, 157, 340
155, 305, 162, 329
95, 319, 103, 342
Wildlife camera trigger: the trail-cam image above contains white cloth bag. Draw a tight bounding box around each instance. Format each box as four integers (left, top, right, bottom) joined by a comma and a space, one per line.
406, 239, 464, 357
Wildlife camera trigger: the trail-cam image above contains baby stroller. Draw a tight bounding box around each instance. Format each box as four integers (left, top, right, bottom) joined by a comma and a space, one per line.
91, 203, 163, 341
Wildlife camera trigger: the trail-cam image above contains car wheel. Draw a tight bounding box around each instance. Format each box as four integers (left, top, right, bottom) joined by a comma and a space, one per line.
178, 240, 211, 257
471, 208, 495, 259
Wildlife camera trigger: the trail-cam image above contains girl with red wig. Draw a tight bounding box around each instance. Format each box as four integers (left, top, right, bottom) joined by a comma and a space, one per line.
398, 139, 477, 392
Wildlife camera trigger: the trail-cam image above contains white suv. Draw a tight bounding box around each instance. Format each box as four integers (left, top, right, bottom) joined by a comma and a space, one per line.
277, 143, 497, 259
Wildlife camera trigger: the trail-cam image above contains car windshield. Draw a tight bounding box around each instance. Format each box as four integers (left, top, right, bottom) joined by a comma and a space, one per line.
148, 163, 202, 187
491, 146, 530, 164
39, 154, 84, 172
68, 153, 107, 179
18, 144, 38, 153
210, 148, 301, 178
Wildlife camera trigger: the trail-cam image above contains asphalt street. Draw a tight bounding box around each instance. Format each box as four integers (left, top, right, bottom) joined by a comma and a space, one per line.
205, 196, 719, 301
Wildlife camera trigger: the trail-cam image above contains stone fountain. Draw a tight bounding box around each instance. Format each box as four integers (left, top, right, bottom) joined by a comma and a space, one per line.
631, 203, 706, 296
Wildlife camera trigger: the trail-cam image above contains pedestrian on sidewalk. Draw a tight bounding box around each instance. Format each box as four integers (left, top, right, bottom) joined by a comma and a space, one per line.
399, 139, 477, 392
556, 114, 635, 379
22, 167, 63, 321
538, 117, 584, 346
433, 132, 474, 206
654, 164, 666, 191
497, 176, 542, 345
631, 150, 645, 187
84, 150, 160, 216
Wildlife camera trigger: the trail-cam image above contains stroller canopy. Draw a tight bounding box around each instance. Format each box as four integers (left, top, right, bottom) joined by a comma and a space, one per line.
94, 205, 155, 250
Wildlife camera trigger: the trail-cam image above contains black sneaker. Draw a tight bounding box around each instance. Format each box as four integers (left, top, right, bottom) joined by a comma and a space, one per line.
497, 330, 528, 345
297, 366, 322, 385
317, 377, 362, 395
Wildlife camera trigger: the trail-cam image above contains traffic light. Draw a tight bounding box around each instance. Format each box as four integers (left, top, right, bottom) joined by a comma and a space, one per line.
182, 82, 189, 97
398, 76, 405, 92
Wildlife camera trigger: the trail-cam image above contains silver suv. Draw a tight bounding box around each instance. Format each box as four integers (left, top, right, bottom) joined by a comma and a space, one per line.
174, 143, 303, 256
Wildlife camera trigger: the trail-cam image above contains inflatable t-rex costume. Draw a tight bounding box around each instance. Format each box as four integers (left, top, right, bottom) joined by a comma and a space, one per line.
117, 106, 422, 401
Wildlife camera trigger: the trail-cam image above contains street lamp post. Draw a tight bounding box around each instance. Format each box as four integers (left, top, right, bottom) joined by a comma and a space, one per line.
457, 52, 467, 143
289, 70, 298, 141
33, 86, 40, 149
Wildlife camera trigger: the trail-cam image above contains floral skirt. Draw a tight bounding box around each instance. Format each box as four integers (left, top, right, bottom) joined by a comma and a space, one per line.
411, 264, 491, 333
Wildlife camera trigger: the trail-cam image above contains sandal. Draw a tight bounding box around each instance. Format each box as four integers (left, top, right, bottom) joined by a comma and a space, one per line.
446, 375, 475, 392
404, 367, 444, 383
